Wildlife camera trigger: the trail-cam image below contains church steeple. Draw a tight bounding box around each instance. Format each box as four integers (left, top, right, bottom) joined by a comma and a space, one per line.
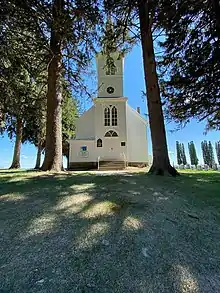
96, 16, 124, 98
96, 51, 124, 98
102, 14, 117, 55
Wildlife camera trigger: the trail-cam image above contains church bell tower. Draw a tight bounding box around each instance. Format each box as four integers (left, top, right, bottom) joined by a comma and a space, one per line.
96, 52, 124, 98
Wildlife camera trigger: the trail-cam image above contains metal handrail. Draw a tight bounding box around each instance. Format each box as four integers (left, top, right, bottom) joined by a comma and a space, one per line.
97, 156, 100, 170
121, 152, 127, 169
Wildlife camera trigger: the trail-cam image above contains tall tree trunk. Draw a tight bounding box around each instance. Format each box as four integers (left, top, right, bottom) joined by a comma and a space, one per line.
138, 0, 178, 176
34, 142, 42, 169
9, 118, 23, 169
41, 0, 64, 172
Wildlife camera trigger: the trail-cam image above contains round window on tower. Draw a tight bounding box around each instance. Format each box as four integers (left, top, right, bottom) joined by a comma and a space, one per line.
107, 86, 115, 94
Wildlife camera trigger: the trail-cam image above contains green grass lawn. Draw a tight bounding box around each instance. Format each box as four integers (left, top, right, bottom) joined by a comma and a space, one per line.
0, 169, 220, 293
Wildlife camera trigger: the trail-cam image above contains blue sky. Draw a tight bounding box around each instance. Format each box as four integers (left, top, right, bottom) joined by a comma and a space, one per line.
0, 45, 219, 169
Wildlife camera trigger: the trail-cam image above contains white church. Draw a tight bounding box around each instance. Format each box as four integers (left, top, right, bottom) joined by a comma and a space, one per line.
68, 51, 149, 170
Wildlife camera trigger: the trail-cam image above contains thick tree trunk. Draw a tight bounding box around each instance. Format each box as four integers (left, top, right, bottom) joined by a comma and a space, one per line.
34, 142, 42, 169
41, 0, 64, 172
138, 0, 178, 176
9, 118, 23, 169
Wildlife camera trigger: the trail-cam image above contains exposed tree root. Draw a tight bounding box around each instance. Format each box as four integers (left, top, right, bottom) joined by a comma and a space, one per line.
9, 163, 20, 169
149, 164, 179, 177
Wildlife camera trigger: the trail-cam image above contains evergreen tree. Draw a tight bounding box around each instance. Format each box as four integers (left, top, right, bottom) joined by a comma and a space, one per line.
39, 0, 102, 171
201, 141, 210, 166
61, 85, 79, 168
40, 0, 65, 171
181, 143, 187, 165
22, 76, 47, 169
188, 141, 198, 166
24, 80, 78, 169
1, 0, 103, 171
0, 66, 44, 169
208, 141, 215, 168
176, 141, 187, 165
176, 141, 182, 165
215, 141, 220, 165
158, 0, 220, 130
0, 1, 48, 168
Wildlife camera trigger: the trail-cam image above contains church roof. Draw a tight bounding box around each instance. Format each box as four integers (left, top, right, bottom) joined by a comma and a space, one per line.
127, 104, 148, 125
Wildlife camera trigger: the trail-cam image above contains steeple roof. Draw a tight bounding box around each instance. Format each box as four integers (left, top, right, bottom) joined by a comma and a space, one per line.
102, 14, 117, 54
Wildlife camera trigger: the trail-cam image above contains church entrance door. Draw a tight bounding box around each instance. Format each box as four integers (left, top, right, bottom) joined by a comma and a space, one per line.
104, 138, 121, 160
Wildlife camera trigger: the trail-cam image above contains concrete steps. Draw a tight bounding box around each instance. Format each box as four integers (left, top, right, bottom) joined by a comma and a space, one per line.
98, 161, 125, 171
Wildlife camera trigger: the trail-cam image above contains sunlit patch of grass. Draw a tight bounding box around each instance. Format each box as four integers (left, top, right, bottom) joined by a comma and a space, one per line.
180, 170, 219, 174
70, 183, 95, 192
80, 201, 118, 218
123, 216, 143, 230
173, 264, 199, 293
1, 194, 26, 202
21, 213, 57, 239
54, 194, 93, 214
74, 222, 109, 250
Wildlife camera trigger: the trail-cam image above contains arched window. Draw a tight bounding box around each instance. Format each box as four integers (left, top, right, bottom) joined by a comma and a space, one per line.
104, 130, 118, 137
111, 106, 118, 126
104, 107, 110, 126
97, 138, 102, 147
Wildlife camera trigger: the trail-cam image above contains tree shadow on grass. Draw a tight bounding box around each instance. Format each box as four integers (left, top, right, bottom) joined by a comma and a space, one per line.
0, 170, 220, 292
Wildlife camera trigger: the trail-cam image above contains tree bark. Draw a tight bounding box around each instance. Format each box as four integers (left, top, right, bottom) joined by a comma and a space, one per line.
138, 0, 178, 176
41, 0, 64, 172
34, 142, 42, 169
9, 118, 23, 169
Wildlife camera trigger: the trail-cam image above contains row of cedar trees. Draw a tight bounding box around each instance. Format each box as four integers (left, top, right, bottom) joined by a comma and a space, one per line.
1, 0, 220, 175
176, 141, 220, 168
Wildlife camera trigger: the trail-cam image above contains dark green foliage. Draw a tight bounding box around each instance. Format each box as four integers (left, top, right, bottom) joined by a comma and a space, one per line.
23, 79, 78, 146
201, 141, 209, 166
181, 143, 187, 165
62, 87, 78, 141
188, 141, 199, 166
215, 141, 220, 165
208, 141, 215, 168
62, 85, 79, 159
176, 141, 182, 165
0, 0, 48, 140
158, 0, 220, 130
176, 141, 187, 165
201, 140, 215, 168
1, 0, 102, 170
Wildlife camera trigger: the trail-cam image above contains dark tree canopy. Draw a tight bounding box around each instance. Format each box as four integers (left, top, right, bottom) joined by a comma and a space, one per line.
158, 0, 220, 131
